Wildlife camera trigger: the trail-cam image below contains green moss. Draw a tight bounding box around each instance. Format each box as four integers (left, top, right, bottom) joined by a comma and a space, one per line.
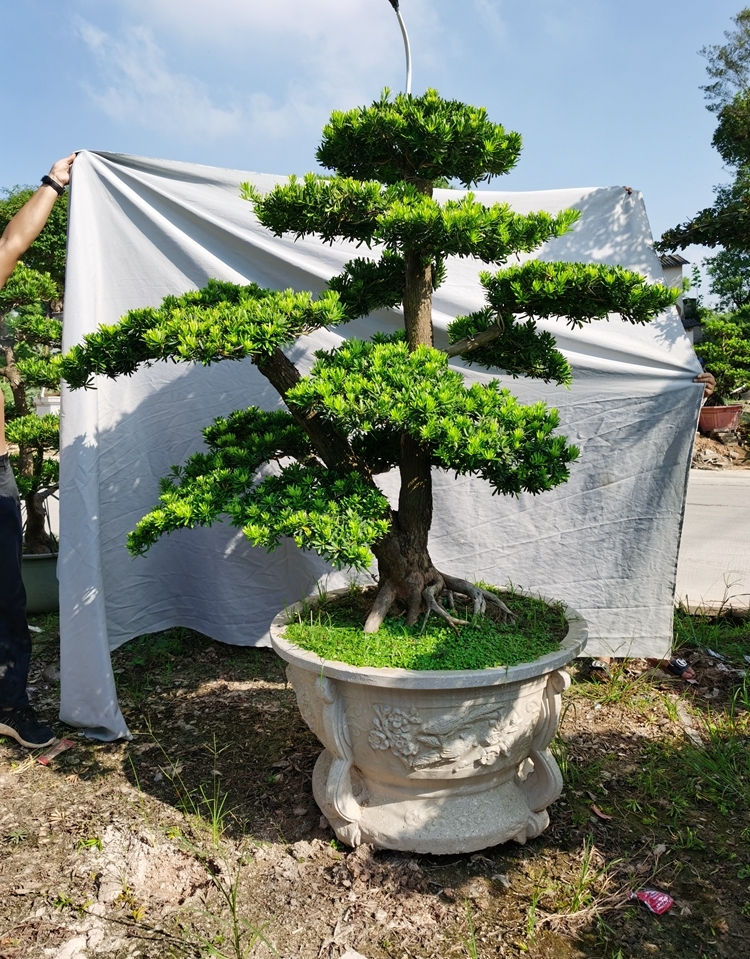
283, 586, 568, 670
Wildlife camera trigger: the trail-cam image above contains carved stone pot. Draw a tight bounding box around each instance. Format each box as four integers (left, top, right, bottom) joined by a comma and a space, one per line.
270, 590, 587, 854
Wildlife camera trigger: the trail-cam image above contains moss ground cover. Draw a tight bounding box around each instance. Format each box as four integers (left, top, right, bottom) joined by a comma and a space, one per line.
283, 586, 569, 670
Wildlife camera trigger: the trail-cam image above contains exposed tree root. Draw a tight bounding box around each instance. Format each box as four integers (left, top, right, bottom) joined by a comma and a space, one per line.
363, 581, 398, 634
420, 582, 469, 634
363, 570, 516, 634
439, 573, 516, 622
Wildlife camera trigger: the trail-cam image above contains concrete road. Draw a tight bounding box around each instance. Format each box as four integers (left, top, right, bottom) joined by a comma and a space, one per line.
676, 470, 750, 611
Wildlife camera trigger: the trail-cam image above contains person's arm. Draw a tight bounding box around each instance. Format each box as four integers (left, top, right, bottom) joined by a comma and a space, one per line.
0, 154, 76, 287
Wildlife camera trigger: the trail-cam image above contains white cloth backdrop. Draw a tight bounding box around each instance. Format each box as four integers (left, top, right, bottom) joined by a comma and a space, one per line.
59, 151, 703, 740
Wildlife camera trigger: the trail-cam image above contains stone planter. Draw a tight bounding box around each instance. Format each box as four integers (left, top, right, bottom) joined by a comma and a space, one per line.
270, 589, 587, 854
22, 553, 59, 614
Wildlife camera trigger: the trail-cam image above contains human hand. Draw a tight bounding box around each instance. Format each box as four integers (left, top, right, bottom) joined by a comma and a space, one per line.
48, 154, 76, 188
694, 371, 715, 399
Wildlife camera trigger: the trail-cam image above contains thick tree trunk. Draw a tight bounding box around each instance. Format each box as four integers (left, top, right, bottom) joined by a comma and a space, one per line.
403, 252, 434, 351
24, 490, 55, 554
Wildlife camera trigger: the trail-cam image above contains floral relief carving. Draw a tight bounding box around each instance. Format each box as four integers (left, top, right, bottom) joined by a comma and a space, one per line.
368, 705, 422, 760
367, 700, 531, 770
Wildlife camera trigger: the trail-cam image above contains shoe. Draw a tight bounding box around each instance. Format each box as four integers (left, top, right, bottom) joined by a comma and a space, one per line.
0, 706, 56, 748
588, 659, 612, 682
666, 657, 697, 681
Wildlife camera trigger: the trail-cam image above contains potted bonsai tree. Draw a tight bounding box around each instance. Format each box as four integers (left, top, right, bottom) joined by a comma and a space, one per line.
0, 184, 68, 612
0, 267, 64, 612
694, 309, 750, 433
57, 91, 677, 851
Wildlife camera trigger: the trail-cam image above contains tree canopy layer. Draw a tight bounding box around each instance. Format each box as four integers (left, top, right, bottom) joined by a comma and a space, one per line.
58, 90, 677, 633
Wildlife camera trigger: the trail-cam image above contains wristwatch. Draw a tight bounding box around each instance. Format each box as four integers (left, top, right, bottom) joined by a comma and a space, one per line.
41, 175, 65, 196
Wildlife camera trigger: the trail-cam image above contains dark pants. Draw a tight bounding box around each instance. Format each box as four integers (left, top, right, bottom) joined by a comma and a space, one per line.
0, 453, 30, 710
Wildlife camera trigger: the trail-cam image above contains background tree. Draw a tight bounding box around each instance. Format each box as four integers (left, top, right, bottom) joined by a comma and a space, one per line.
694, 310, 750, 401
57, 90, 677, 632
0, 185, 67, 553
704, 247, 750, 309
659, 8, 750, 253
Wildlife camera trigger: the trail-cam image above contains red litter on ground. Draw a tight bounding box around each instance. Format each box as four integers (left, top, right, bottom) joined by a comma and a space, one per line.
629, 889, 674, 915
36, 739, 76, 765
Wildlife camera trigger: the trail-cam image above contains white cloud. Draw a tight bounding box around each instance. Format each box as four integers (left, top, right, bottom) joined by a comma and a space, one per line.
77, 21, 242, 140
73, 2, 443, 155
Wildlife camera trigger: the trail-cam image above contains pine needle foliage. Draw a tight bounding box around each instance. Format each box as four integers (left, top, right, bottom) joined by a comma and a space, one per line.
59, 90, 677, 633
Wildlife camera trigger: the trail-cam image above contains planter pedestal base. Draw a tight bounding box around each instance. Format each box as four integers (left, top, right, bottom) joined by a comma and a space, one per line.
312, 744, 558, 854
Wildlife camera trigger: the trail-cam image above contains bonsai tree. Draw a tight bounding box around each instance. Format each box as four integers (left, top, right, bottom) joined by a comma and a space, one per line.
686, 260, 750, 404
0, 184, 68, 554
0, 266, 64, 554
57, 91, 677, 631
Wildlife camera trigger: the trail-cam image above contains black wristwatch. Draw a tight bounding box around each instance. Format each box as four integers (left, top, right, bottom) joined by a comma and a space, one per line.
41, 175, 65, 196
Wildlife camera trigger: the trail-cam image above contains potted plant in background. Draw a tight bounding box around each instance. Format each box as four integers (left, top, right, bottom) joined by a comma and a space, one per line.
57, 91, 677, 851
0, 184, 68, 612
694, 309, 750, 433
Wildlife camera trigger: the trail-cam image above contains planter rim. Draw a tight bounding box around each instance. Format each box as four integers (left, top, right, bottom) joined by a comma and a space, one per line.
270, 587, 587, 689
22, 551, 59, 561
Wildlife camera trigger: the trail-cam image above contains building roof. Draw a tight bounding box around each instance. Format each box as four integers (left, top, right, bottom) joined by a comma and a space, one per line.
659, 254, 690, 268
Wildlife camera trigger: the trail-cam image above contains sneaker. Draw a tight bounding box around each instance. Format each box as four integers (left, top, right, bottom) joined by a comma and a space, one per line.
0, 706, 56, 749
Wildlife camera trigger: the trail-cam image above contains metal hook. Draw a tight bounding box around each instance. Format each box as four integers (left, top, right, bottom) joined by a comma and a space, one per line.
385, 0, 412, 94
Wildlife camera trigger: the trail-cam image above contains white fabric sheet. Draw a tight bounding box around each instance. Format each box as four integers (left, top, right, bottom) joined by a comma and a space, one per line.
59, 152, 703, 740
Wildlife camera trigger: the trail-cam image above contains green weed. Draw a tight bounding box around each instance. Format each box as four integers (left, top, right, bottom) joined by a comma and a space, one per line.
461, 900, 480, 958
76, 836, 103, 852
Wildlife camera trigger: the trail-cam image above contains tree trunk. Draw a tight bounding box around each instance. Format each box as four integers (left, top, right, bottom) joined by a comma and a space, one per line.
24, 490, 55, 554
403, 252, 434, 351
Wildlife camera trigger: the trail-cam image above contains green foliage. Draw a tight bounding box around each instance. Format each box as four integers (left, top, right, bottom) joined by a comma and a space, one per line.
129, 459, 390, 571
481, 261, 679, 327
660, 9, 750, 252
0, 186, 68, 286
327, 251, 407, 318
701, 8, 750, 113
5, 413, 60, 497
658, 169, 750, 252
705, 247, 750, 309
287, 339, 578, 495
58, 90, 673, 620
0, 256, 63, 544
0, 262, 57, 315
375, 191, 578, 263
249, 174, 390, 245
694, 310, 750, 400
56, 279, 348, 389
316, 88, 523, 187
251, 174, 577, 264
712, 92, 750, 167
126, 406, 389, 568
448, 310, 572, 384
285, 588, 567, 670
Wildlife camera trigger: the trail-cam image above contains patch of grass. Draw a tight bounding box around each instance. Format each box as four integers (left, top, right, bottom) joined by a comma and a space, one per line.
284, 587, 568, 670
673, 605, 750, 663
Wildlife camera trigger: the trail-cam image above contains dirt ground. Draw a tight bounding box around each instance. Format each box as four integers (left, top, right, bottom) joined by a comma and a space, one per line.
2, 616, 750, 959
692, 429, 750, 470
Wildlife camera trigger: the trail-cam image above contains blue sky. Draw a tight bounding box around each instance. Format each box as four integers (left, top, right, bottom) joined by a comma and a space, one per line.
0, 0, 743, 255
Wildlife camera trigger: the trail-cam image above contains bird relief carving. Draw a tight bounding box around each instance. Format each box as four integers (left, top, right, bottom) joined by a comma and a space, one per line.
367, 701, 530, 770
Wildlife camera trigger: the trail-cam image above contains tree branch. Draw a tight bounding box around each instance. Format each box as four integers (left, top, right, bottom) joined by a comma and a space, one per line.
444, 318, 505, 358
